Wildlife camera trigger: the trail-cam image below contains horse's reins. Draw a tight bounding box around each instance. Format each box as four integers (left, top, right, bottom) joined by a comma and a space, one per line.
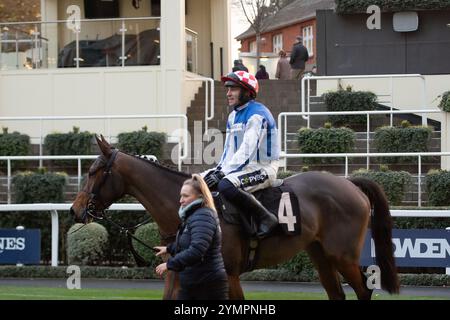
81, 149, 119, 223
73, 148, 176, 263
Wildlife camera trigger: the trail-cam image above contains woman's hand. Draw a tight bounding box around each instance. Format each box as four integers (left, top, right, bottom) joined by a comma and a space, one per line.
155, 262, 168, 277
153, 246, 167, 257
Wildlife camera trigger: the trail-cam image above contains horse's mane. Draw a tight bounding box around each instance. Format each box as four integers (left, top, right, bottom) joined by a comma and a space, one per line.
129, 153, 191, 178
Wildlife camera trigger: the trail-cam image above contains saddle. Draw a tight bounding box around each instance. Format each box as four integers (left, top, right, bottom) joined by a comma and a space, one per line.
213, 183, 301, 237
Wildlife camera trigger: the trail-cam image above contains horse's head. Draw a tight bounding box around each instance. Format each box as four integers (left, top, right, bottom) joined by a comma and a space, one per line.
70, 135, 125, 223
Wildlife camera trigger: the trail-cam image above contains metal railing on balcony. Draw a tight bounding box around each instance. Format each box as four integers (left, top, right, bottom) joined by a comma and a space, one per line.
185, 27, 198, 74
0, 17, 160, 70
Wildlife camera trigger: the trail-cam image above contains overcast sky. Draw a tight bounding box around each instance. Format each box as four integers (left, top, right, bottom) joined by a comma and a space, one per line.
230, 2, 251, 61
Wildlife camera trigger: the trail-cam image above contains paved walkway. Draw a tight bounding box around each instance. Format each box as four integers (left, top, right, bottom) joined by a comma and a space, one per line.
0, 279, 448, 298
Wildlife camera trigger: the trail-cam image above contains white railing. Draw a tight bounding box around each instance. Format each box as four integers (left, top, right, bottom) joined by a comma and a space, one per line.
280, 151, 450, 207
185, 28, 198, 74
0, 203, 448, 267
0, 17, 161, 69
185, 77, 215, 133
0, 114, 188, 170
0, 203, 146, 267
0, 155, 96, 204
278, 109, 442, 169
301, 74, 427, 127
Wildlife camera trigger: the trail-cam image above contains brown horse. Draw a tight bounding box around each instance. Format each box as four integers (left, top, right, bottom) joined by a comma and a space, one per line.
70, 136, 399, 300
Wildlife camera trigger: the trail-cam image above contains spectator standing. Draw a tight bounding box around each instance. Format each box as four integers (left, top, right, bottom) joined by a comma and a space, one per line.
275, 49, 291, 80
289, 36, 309, 80
232, 59, 249, 72
255, 65, 269, 80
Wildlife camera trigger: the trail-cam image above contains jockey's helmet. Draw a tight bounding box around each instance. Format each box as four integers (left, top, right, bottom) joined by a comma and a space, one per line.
221, 71, 259, 99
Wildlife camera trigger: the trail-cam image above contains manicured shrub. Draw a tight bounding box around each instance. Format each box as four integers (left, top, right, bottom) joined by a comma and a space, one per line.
351, 168, 412, 205
0, 128, 31, 169
336, 0, 450, 13
438, 91, 450, 112
425, 169, 450, 206
1, 170, 68, 263
322, 89, 377, 127
44, 127, 94, 166
278, 251, 316, 278
277, 170, 298, 179
131, 223, 163, 268
374, 123, 432, 163
117, 126, 166, 159
12, 170, 67, 203
67, 222, 109, 265
297, 125, 355, 164
44, 126, 93, 155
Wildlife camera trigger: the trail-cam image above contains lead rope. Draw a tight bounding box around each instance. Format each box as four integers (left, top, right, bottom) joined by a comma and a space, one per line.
167, 223, 183, 299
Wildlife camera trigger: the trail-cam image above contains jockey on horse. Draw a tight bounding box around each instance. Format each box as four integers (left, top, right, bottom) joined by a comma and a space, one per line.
202, 70, 280, 239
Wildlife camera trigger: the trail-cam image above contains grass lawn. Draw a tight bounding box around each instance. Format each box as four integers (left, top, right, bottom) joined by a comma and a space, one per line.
0, 286, 447, 300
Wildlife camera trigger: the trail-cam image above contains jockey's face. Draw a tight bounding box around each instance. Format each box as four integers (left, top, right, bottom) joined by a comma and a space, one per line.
179, 184, 200, 208
226, 86, 241, 107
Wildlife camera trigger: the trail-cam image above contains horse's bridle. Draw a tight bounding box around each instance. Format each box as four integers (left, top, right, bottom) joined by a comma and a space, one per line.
81, 148, 119, 222
76, 148, 176, 262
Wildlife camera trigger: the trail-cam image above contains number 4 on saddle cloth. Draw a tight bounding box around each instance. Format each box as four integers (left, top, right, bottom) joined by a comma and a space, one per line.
213, 183, 301, 238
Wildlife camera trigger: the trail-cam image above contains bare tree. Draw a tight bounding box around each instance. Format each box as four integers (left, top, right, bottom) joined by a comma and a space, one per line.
238, 0, 270, 68
236, 0, 290, 69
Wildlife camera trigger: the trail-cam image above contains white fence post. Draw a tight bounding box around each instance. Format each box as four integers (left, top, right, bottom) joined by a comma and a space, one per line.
51, 209, 59, 267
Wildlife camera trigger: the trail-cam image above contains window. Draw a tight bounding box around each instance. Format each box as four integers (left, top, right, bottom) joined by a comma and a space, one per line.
273, 34, 283, 54
302, 25, 313, 57
249, 40, 256, 53
151, 0, 161, 16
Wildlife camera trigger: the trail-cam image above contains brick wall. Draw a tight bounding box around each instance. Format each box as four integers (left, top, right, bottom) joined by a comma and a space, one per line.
239, 18, 317, 68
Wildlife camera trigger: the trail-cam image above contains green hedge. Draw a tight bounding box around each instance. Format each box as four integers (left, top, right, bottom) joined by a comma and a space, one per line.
322, 89, 377, 127
0, 266, 444, 287
277, 170, 298, 179
351, 168, 412, 205
425, 170, 450, 206
67, 222, 109, 266
393, 217, 450, 229
0, 266, 153, 279
438, 91, 450, 112
131, 223, 163, 268
297, 126, 355, 164
12, 170, 67, 203
0, 128, 31, 169
0, 266, 447, 286
277, 251, 316, 278
44, 127, 94, 166
335, 0, 450, 13
374, 124, 432, 163
0, 171, 68, 262
96, 196, 153, 266
117, 127, 166, 159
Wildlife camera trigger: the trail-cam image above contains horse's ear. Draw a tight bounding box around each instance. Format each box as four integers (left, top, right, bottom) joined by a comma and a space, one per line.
95, 134, 112, 157
100, 134, 109, 145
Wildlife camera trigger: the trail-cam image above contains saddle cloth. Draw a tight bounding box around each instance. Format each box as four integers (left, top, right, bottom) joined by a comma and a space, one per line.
213, 184, 301, 237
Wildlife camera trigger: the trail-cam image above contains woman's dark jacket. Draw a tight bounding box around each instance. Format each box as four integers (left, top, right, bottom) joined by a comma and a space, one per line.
166, 202, 227, 287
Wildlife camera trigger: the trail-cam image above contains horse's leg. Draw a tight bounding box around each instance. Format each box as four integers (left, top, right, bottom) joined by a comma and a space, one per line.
335, 259, 373, 300
162, 271, 179, 300
228, 275, 245, 300
306, 241, 345, 300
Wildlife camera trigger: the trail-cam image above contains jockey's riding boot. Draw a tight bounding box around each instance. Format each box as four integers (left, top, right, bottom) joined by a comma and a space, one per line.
233, 188, 278, 239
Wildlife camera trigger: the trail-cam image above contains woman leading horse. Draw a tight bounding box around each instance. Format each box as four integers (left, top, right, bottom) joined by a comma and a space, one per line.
70, 136, 399, 300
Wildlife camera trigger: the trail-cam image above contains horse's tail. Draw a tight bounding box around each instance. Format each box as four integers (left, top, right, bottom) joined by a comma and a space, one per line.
349, 177, 400, 294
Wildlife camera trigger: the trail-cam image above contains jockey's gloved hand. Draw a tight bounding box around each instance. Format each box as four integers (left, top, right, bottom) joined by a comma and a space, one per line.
204, 170, 225, 189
